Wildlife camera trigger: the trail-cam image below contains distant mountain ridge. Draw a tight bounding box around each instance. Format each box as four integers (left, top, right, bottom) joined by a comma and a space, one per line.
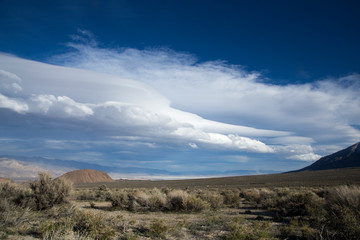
0, 155, 279, 181
0, 177, 14, 184
0, 155, 174, 177
299, 142, 360, 171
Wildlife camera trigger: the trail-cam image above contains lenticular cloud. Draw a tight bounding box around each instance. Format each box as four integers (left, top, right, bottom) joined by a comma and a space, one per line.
0, 53, 280, 153
49, 37, 360, 159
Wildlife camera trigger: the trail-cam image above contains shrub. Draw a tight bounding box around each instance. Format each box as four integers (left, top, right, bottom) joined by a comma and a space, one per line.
0, 198, 32, 236
109, 188, 211, 212
168, 190, 188, 211
225, 220, 276, 240
268, 190, 325, 220
147, 220, 168, 239
324, 185, 360, 239
241, 189, 261, 203
221, 189, 242, 207
0, 182, 20, 200
20, 172, 72, 210
38, 217, 73, 239
148, 188, 168, 211
76, 189, 97, 201
186, 195, 210, 211
167, 189, 209, 212
198, 190, 224, 210
109, 190, 131, 210
130, 191, 151, 211
96, 184, 111, 201
39, 211, 115, 240
73, 211, 115, 240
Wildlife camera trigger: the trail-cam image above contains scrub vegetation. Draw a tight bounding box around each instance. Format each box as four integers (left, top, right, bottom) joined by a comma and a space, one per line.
1, 172, 360, 239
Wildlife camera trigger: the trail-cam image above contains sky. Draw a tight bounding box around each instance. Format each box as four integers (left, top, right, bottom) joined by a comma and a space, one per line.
0, 0, 360, 179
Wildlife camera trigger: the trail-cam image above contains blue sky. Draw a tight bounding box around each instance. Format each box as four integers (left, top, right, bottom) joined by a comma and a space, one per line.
0, 0, 360, 178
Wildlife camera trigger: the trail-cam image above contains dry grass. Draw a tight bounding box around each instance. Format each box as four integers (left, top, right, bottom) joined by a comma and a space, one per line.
3, 172, 360, 239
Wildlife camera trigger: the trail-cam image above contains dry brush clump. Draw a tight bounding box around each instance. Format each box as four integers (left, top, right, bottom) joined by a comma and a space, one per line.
147, 219, 169, 239
75, 184, 111, 202
221, 189, 242, 207
197, 189, 224, 209
38, 210, 115, 240
109, 188, 211, 212
24, 172, 72, 210
0, 173, 72, 238
0, 174, 72, 210
270, 191, 325, 219
240, 185, 360, 239
225, 218, 276, 240
323, 185, 360, 239
167, 189, 210, 212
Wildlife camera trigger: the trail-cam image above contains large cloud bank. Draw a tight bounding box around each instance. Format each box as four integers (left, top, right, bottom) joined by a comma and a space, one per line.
53, 34, 360, 157
0, 53, 287, 156
1, 33, 360, 165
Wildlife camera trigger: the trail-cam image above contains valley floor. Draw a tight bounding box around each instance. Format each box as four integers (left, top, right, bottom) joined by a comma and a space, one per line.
2, 170, 360, 239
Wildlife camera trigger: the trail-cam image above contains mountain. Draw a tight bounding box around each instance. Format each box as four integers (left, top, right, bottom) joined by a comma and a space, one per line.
0, 155, 175, 178
57, 169, 114, 184
0, 177, 14, 184
0, 157, 73, 181
299, 142, 360, 171
1, 155, 283, 181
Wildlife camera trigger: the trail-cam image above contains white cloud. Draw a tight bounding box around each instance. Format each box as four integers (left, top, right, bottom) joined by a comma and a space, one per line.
189, 143, 198, 149
30, 94, 94, 117
1, 32, 360, 161
0, 69, 23, 96
273, 144, 322, 162
49, 39, 360, 152
0, 53, 282, 153
0, 93, 28, 113
287, 153, 322, 162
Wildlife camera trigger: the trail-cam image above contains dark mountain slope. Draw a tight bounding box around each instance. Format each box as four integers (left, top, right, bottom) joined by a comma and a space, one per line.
299, 142, 360, 171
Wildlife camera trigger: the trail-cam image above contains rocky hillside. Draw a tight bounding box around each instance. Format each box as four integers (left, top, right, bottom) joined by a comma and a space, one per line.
57, 169, 114, 184
299, 142, 360, 171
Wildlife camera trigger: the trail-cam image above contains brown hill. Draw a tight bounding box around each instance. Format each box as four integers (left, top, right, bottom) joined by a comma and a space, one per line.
57, 169, 114, 184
